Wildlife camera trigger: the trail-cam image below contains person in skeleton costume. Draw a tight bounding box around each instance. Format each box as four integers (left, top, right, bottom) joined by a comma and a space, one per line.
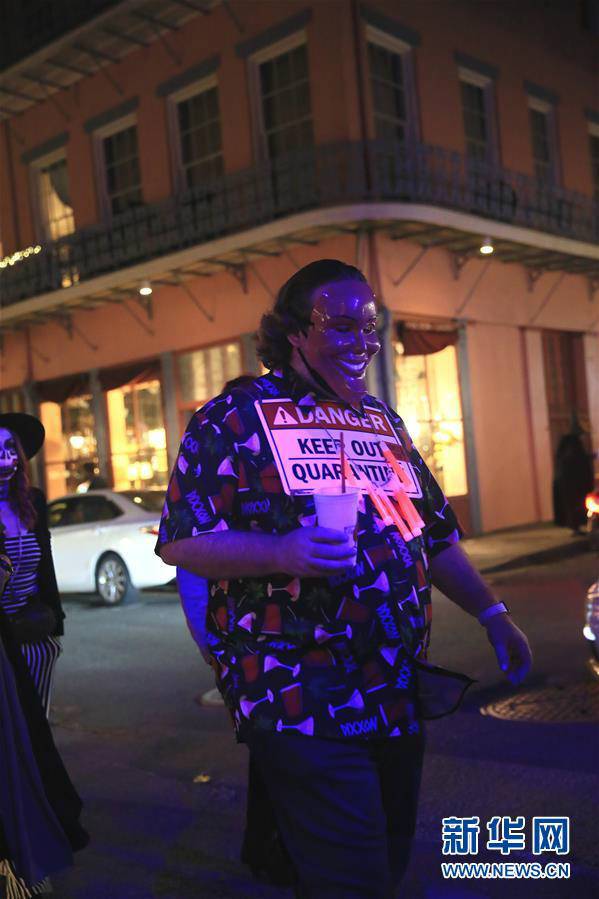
0, 564, 88, 898
0, 415, 85, 897
0, 414, 64, 717
157, 260, 532, 898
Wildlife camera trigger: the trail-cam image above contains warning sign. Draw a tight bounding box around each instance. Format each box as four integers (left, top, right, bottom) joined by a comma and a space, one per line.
255, 398, 422, 497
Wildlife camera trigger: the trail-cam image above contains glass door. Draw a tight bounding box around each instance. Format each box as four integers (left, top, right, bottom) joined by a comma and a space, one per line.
394, 343, 468, 499
40, 395, 97, 499
106, 379, 168, 490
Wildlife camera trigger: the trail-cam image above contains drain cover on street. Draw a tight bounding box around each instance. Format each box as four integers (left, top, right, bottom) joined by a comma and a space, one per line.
480, 682, 599, 723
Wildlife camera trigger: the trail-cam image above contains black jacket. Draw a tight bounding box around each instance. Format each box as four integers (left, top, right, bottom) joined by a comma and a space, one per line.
0, 607, 89, 881
0, 487, 64, 637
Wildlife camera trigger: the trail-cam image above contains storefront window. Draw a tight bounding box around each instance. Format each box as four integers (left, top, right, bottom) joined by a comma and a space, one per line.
177, 341, 242, 430
107, 379, 168, 490
40, 395, 97, 499
394, 343, 467, 497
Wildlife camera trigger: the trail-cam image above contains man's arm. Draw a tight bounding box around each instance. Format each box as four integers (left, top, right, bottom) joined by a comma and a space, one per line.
429, 542, 532, 686
160, 527, 356, 579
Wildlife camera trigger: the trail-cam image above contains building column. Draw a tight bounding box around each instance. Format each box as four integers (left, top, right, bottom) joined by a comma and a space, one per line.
583, 332, 599, 457
89, 369, 110, 484
367, 305, 395, 407
160, 351, 180, 468
22, 381, 43, 489
457, 325, 483, 535
240, 332, 261, 375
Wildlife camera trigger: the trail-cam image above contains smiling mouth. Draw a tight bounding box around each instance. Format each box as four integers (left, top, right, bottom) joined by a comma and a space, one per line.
335, 356, 369, 376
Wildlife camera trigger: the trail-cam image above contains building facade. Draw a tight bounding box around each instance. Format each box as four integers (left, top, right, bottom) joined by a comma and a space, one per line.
1, 0, 597, 533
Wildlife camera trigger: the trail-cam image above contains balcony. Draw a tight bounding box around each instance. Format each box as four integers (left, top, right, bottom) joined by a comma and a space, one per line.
0, 0, 121, 72
2, 139, 597, 308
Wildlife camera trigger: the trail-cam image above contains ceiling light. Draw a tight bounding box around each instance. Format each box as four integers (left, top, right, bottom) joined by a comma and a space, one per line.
479, 237, 494, 255
139, 280, 153, 296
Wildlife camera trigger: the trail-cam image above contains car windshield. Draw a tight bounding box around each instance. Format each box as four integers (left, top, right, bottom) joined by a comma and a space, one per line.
119, 490, 165, 513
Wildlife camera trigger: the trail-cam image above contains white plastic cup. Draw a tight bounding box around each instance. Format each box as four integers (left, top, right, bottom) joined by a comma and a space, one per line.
313, 486, 360, 560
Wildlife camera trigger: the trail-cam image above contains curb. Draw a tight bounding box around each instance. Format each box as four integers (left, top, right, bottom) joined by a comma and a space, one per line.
476, 538, 591, 575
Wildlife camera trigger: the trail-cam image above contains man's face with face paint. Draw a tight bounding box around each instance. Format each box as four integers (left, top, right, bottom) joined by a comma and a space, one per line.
0, 428, 19, 485
289, 279, 380, 406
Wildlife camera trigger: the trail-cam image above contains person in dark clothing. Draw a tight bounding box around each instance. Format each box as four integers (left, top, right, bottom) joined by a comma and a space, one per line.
0, 560, 88, 898
77, 461, 108, 492
0, 414, 65, 716
553, 425, 595, 534
157, 259, 531, 897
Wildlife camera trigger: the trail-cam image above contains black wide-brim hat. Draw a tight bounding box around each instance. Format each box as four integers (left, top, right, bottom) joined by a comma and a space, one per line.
0, 413, 45, 459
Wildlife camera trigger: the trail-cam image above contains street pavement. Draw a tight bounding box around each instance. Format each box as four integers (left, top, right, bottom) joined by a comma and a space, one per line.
49, 544, 598, 899
461, 523, 590, 574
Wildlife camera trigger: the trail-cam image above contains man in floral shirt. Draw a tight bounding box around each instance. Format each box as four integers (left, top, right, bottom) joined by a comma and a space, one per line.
157, 260, 531, 898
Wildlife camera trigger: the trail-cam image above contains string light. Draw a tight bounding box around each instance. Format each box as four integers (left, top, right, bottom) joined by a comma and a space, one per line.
0, 245, 42, 269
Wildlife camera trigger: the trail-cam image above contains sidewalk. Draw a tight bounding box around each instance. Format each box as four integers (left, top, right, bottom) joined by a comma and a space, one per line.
462, 522, 593, 574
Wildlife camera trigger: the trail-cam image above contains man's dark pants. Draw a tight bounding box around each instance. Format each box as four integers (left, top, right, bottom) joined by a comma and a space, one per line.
245, 728, 425, 898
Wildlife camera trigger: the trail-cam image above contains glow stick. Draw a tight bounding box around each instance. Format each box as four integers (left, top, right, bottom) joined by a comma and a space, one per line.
375, 485, 414, 540
344, 459, 389, 524
381, 444, 425, 532
343, 457, 359, 487
345, 459, 414, 539
381, 444, 413, 491
392, 485, 423, 536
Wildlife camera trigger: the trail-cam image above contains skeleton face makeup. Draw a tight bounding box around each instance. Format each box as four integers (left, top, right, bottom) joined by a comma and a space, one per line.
289, 279, 380, 406
0, 428, 19, 484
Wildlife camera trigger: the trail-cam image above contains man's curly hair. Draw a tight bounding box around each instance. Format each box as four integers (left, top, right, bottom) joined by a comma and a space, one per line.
256, 259, 368, 370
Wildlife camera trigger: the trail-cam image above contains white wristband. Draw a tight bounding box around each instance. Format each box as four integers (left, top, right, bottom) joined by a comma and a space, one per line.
478, 601, 509, 625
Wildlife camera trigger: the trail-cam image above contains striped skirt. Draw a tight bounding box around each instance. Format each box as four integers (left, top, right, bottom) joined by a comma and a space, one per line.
20, 636, 62, 717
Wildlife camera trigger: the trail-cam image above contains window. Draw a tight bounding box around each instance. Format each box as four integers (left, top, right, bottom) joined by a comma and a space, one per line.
529, 108, 551, 181
254, 37, 313, 162
48, 499, 75, 528
48, 495, 121, 527
528, 98, 557, 184
589, 125, 599, 199
174, 79, 224, 190
394, 341, 467, 497
40, 395, 98, 500
542, 330, 591, 461
33, 154, 74, 241
47, 497, 86, 528
460, 78, 491, 162
98, 119, 143, 217
367, 29, 416, 143
106, 379, 168, 491
120, 490, 166, 513
366, 25, 418, 196
177, 341, 242, 431
30, 149, 77, 288
78, 495, 122, 523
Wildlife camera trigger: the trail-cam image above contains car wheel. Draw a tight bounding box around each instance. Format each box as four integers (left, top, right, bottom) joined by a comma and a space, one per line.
95, 553, 133, 606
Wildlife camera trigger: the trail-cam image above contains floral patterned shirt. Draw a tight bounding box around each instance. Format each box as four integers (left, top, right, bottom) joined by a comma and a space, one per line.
156, 369, 461, 741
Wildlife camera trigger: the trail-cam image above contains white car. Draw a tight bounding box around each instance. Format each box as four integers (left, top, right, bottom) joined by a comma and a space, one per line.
584, 578, 599, 667
48, 489, 174, 605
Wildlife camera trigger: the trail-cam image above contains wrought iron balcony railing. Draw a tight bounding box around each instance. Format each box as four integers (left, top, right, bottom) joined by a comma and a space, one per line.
2, 140, 597, 308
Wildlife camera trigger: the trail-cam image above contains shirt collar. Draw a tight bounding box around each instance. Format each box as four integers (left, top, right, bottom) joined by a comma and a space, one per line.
270, 365, 368, 414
